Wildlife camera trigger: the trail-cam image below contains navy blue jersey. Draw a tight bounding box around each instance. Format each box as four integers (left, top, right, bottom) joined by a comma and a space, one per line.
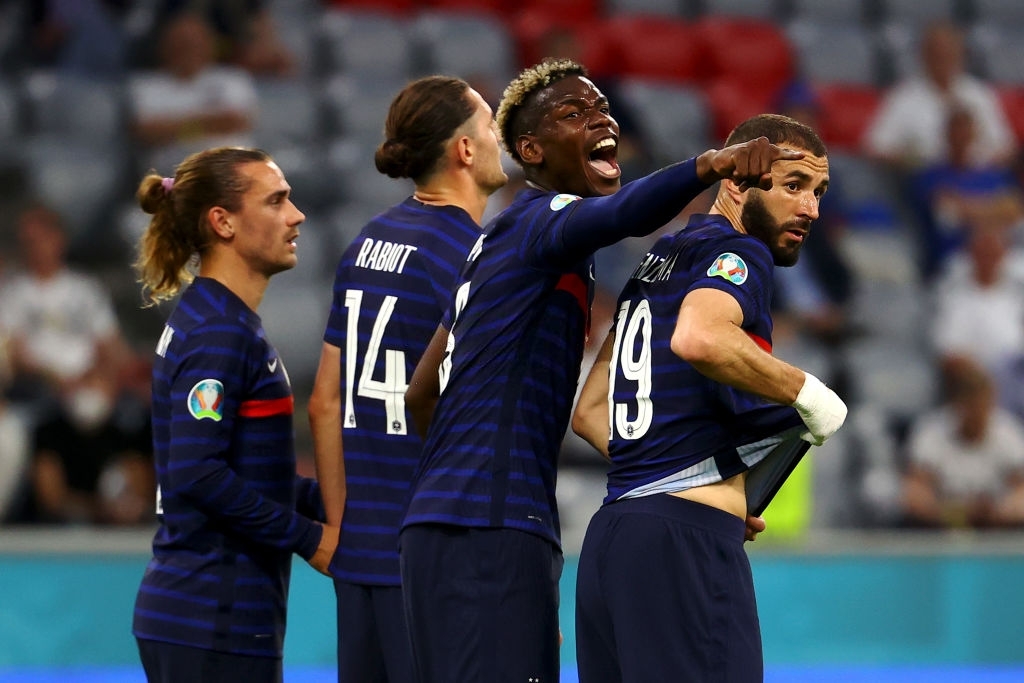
604, 215, 805, 504
403, 159, 711, 547
322, 198, 483, 585
133, 277, 322, 658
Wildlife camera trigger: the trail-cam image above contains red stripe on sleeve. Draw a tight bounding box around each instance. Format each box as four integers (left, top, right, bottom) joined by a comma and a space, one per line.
238, 396, 295, 418
556, 273, 591, 336
746, 332, 772, 353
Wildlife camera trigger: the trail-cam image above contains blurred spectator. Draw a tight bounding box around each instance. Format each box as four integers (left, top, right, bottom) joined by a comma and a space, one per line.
128, 11, 257, 175
146, 0, 298, 77
902, 357, 1024, 529
28, 0, 129, 79
0, 202, 131, 411
0, 398, 30, 524
909, 105, 1024, 277
930, 225, 1024, 394
20, 365, 153, 526
864, 20, 1015, 170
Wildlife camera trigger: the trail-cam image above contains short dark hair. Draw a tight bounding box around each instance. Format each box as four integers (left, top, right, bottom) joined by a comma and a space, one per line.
375, 76, 475, 183
725, 113, 827, 158
496, 58, 588, 162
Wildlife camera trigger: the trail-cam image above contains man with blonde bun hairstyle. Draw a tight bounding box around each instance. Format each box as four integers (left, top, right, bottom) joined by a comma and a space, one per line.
131, 146, 338, 683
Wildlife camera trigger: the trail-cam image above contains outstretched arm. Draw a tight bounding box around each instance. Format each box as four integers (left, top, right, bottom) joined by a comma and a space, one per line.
549, 138, 804, 263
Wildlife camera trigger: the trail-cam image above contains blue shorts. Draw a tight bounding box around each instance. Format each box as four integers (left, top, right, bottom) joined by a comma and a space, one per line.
399, 524, 563, 683
334, 580, 414, 683
136, 638, 281, 683
575, 495, 762, 683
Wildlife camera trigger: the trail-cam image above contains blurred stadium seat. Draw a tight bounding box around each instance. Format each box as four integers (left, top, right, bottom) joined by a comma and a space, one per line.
968, 23, 1024, 84
252, 78, 324, 150
703, 78, 773, 142
325, 0, 416, 14
876, 0, 959, 26
410, 10, 517, 96
970, 0, 1024, 26
509, 12, 614, 75
23, 71, 126, 144
816, 84, 882, 152
996, 85, 1024, 144
695, 16, 794, 96
322, 74, 403, 142
699, 0, 782, 20
0, 77, 20, 143
618, 78, 710, 165
326, 137, 412, 209
318, 8, 415, 81
603, 0, 687, 17
787, 20, 882, 85
603, 15, 702, 84
787, 0, 867, 24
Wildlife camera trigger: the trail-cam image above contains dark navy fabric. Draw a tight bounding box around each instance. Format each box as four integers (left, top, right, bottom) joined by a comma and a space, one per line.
403, 159, 711, 547
575, 495, 762, 683
604, 216, 805, 503
133, 277, 321, 658
323, 197, 483, 586
399, 525, 563, 683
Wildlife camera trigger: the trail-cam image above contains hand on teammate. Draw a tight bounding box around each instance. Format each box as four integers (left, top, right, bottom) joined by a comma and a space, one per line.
309, 523, 340, 576
696, 136, 805, 191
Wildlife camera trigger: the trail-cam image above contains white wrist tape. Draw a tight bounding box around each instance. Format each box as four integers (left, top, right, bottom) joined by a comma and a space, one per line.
791, 371, 848, 446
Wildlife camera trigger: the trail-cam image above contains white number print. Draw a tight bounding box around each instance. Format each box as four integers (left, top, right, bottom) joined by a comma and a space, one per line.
438, 281, 471, 394
343, 289, 408, 434
609, 299, 654, 440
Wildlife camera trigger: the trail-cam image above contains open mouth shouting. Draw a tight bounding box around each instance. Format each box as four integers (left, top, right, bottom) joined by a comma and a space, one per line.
588, 136, 621, 179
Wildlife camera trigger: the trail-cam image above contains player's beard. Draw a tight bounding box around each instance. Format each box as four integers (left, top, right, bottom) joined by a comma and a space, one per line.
741, 191, 804, 267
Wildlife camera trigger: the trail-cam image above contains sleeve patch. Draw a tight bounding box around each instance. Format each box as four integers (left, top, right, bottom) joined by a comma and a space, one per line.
187, 379, 225, 421
706, 252, 748, 285
549, 194, 581, 211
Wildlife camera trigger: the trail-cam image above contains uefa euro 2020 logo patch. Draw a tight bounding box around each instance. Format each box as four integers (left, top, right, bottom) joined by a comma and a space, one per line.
549, 194, 581, 211
188, 379, 225, 421
707, 252, 748, 285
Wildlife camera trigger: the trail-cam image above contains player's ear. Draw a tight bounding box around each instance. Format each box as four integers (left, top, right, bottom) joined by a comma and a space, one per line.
207, 206, 234, 240
517, 135, 543, 166
455, 135, 473, 166
721, 178, 746, 205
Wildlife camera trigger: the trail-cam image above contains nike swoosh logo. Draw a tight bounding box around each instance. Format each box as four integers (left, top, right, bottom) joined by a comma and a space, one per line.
268, 358, 278, 373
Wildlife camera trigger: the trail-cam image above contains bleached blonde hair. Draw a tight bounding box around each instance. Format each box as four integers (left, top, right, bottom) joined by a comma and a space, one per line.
495, 58, 588, 162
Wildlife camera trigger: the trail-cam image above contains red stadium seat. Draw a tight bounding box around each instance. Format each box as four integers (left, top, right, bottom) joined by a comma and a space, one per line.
704, 77, 775, 142
694, 17, 794, 96
997, 86, 1024, 146
603, 15, 702, 85
816, 84, 882, 152
509, 11, 615, 77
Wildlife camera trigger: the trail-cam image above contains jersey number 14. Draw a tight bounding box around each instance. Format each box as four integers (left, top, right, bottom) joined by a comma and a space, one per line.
342, 289, 408, 434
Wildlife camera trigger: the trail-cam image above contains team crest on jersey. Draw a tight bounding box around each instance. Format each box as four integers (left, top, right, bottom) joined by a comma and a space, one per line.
707, 252, 748, 285
549, 194, 581, 211
187, 379, 225, 421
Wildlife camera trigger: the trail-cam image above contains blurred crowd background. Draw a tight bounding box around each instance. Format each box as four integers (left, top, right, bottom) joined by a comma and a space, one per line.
3, 0, 1024, 542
